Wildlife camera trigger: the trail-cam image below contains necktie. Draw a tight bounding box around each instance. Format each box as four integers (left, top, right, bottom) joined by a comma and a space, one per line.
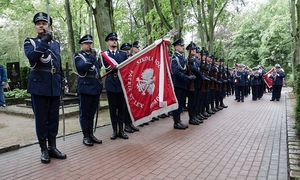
112, 51, 115, 57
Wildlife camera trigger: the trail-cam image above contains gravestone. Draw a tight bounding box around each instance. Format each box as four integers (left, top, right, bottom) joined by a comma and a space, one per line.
6, 62, 20, 90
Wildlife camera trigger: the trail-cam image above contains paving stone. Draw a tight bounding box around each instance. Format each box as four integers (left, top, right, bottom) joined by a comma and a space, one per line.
0, 87, 294, 179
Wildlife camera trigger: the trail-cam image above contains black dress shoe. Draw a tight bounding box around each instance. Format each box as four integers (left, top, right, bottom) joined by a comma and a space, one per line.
82, 137, 93, 146
152, 117, 159, 121
189, 119, 200, 125
48, 147, 67, 159
270, 99, 275, 101
89, 134, 102, 144
221, 104, 228, 108
143, 122, 149, 125
174, 123, 186, 130
237, 100, 240, 102
41, 150, 50, 164
276, 99, 280, 101
179, 122, 188, 128
119, 131, 129, 139
129, 124, 139, 131
241, 100, 244, 102
163, 113, 170, 117
158, 114, 166, 118
110, 132, 118, 140
124, 125, 134, 133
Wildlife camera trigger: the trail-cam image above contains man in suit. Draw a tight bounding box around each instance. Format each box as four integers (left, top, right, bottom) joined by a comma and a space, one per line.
73, 34, 103, 146
24, 12, 66, 163
101, 32, 129, 139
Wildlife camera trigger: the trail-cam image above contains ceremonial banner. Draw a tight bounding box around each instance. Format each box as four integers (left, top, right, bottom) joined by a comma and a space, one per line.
264, 68, 274, 88
118, 39, 178, 126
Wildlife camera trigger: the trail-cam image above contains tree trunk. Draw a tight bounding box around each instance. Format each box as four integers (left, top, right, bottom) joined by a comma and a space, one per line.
64, 0, 75, 61
86, 0, 113, 50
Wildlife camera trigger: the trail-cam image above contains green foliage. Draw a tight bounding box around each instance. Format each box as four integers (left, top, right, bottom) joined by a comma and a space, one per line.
4, 88, 30, 99
293, 64, 300, 134
20, 66, 30, 89
228, 0, 291, 70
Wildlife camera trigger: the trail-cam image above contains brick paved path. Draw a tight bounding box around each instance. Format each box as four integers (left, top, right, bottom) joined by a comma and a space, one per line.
0, 88, 290, 180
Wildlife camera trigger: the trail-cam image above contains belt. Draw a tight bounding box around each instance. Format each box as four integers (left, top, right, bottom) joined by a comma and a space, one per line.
85, 74, 100, 79
108, 73, 118, 77
31, 67, 60, 74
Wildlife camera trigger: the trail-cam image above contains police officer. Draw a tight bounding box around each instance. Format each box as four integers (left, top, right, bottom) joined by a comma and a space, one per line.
234, 64, 248, 102
132, 41, 140, 55
120, 42, 132, 56
186, 42, 206, 125
101, 32, 129, 139
119, 42, 140, 133
171, 38, 195, 130
73, 35, 103, 146
269, 64, 285, 101
249, 67, 261, 101
24, 12, 66, 163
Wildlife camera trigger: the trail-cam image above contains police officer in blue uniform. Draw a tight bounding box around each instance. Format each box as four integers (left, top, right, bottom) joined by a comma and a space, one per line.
24, 12, 66, 163
186, 42, 207, 125
101, 32, 129, 139
171, 38, 196, 130
73, 35, 103, 146
269, 64, 285, 101
249, 67, 261, 101
132, 41, 140, 55
234, 64, 248, 102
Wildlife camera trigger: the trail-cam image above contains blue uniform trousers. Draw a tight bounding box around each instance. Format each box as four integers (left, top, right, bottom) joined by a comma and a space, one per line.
78, 93, 100, 130
172, 88, 187, 117
187, 90, 197, 114
236, 86, 245, 101
107, 91, 125, 123
271, 85, 282, 100
31, 95, 60, 141
251, 85, 259, 100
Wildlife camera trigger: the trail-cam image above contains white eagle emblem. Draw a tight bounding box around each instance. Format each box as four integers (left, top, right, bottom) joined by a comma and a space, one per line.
136, 68, 155, 95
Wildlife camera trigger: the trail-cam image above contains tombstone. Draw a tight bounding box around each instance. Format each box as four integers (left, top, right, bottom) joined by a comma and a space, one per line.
67, 72, 78, 93
6, 62, 20, 90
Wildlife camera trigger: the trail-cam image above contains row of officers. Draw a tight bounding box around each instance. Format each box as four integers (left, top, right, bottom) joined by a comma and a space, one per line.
228, 63, 285, 102
24, 12, 230, 164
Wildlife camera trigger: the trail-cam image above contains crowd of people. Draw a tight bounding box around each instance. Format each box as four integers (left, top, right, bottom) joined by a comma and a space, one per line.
22, 12, 285, 164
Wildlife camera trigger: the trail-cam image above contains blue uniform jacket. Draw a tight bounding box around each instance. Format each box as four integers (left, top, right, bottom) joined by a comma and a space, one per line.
171, 52, 189, 90
24, 36, 64, 97
234, 70, 248, 86
193, 58, 205, 89
270, 70, 285, 86
102, 50, 128, 93
74, 51, 103, 95
0, 64, 6, 83
250, 72, 261, 86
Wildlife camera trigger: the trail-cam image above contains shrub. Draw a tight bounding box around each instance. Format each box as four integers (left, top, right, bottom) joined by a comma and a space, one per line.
293, 64, 300, 134
4, 88, 30, 98
20, 66, 30, 89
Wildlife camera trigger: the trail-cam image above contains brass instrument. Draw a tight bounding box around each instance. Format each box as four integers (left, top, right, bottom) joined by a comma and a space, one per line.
272, 68, 278, 81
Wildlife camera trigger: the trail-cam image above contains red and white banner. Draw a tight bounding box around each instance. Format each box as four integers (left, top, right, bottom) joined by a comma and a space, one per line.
101, 51, 118, 67
264, 68, 274, 88
118, 39, 178, 126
